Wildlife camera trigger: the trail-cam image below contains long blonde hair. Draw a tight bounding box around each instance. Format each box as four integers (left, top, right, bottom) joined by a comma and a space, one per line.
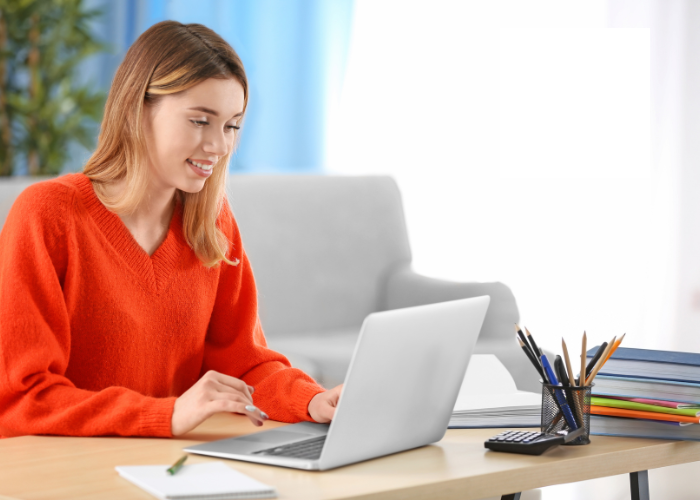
83, 21, 248, 267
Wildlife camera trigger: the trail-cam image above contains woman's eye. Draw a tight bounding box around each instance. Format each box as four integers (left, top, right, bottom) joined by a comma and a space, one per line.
191, 120, 239, 132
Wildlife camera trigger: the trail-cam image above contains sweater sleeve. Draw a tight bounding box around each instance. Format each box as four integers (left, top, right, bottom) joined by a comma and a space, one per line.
203, 205, 325, 423
0, 182, 175, 438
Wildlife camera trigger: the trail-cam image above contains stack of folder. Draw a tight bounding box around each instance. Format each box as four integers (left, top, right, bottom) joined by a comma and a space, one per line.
588, 347, 700, 440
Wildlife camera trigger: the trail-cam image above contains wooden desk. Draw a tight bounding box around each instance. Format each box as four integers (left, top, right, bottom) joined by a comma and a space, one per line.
2, 414, 700, 500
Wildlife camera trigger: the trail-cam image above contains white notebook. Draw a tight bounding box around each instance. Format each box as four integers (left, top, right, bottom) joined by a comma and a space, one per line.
116, 462, 277, 500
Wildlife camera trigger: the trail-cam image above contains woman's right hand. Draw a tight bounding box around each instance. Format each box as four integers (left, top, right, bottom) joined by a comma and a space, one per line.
171, 370, 269, 436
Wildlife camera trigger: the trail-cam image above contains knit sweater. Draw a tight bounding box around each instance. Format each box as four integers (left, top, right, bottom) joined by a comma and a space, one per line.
0, 173, 325, 438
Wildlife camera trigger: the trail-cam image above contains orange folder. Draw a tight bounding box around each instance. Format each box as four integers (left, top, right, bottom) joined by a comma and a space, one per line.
591, 405, 700, 424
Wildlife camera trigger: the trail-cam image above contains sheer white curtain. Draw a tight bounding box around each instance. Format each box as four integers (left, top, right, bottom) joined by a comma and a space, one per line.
328, 2, 700, 497
648, 0, 700, 352
329, 0, 656, 353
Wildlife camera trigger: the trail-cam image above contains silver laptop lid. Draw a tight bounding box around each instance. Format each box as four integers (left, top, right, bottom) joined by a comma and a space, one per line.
318, 296, 489, 470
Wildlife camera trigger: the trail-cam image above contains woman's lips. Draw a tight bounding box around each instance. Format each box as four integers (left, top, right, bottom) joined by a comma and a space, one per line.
186, 158, 213, 178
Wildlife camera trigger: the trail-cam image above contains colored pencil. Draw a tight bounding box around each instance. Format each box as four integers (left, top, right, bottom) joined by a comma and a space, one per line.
603, 333, 626, 364
585, 342, 608, 379
586, 336, 616, 385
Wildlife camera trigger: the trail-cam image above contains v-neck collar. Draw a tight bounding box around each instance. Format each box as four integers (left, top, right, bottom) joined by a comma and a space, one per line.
73, 173, 187, 292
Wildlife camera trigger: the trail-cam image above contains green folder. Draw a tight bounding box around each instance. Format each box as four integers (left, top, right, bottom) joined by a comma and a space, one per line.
592, 397, 700, 418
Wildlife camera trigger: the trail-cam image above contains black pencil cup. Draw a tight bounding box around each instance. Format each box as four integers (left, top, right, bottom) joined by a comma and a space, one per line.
541, 383, 592, 445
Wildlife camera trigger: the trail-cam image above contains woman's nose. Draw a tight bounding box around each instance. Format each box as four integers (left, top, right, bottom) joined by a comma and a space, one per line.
203, 129, 228, 157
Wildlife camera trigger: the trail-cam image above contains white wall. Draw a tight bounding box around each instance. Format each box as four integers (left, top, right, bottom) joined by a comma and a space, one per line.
328, 0, 655, 354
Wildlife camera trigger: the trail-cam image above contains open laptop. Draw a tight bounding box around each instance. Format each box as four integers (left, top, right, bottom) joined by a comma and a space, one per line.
185, 295, 490, 471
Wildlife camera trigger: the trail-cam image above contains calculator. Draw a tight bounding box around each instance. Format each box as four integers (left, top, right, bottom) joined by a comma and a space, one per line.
484, 427, 585, 455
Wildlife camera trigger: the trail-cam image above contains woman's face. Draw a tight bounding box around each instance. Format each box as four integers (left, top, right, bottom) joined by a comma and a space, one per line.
141, 77, 245, 194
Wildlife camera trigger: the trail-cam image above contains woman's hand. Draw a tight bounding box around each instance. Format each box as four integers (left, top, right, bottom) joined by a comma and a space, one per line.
171, 370, 268, 436
308, 384, 343, 423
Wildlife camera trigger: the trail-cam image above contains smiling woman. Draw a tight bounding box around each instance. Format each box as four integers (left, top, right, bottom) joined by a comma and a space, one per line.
0, 21, 342, 439
84, 21, 249, 267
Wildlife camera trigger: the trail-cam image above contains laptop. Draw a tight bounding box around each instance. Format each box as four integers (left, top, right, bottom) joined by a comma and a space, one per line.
185, 295, 490, 471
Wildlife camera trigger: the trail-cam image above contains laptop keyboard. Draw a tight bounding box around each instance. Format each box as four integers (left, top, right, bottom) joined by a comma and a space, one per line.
251, 435, 326, 460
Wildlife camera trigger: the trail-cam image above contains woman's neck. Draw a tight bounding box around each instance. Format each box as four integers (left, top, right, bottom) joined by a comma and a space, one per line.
101, 178, 177, 256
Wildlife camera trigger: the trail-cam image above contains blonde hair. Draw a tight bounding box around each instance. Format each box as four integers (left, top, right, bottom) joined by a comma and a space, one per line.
83, 21, 248, 267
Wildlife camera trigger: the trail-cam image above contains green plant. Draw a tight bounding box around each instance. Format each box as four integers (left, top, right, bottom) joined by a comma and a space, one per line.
0, 0, 107, 176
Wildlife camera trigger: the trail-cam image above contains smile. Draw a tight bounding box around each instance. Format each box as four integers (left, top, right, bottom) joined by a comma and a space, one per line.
186, 158, 213, 171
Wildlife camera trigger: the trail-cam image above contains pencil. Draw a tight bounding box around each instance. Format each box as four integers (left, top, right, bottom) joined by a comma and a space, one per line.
518, 336, 546, 381
515, 324, 537, 361
580, 332, 587, 387
562, 338, 575, 384
562, 338, 584, 426
167, 455, 187, 475
524, 327, 543, 361
586, 336, 616, 385
603, 333, 626, 364
585, 342, 608, 380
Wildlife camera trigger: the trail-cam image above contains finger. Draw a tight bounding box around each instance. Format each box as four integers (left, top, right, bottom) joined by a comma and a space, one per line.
210, 379, 254, 405
214, 371, 252, 396
206, 371, 254, 400
208, 398, 267, 426
315, 403, 335, 423
329, 385, 343, 404
244, 404, 270, 426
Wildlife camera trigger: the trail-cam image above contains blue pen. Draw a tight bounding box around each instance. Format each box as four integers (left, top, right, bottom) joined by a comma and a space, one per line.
541, 354, 579, 430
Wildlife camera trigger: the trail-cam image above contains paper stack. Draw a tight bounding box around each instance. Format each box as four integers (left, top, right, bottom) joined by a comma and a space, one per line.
449, 355, 541, 428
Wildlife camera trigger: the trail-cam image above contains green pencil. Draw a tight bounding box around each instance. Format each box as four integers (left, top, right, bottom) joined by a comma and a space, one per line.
167, 455, 188, 475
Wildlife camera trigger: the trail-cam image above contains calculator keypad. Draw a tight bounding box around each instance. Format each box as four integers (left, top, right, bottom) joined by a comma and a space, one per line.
484, 430, 565, 455
489, 431, 544, 443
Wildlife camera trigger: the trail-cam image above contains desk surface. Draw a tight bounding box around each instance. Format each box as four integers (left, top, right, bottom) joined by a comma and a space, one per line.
3, 414, 700, 500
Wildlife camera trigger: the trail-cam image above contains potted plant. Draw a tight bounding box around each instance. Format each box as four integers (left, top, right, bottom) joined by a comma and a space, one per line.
0, 0, 107, 176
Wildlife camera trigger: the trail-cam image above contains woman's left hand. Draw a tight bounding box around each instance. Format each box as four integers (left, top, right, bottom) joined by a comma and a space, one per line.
308, 384, 343, 423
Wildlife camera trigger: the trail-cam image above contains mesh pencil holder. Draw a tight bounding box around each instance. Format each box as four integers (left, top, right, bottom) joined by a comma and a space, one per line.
541, 383, 592, 445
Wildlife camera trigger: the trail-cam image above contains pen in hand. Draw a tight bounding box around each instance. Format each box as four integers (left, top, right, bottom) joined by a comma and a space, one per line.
167, 455, 187, 475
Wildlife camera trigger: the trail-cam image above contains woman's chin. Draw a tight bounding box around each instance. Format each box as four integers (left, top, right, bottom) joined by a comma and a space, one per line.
177, 180, 208, 194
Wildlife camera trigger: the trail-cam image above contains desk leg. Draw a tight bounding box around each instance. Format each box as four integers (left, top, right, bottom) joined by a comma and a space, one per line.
501, 494, 521, 500
630, 470, 649, 500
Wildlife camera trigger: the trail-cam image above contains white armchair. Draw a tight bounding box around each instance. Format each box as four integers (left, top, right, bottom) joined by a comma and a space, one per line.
226, 175, 536, 391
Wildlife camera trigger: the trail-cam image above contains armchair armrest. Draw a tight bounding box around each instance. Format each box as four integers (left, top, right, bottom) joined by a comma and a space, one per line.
382, 267, 540, 392
383, 267, 520, 343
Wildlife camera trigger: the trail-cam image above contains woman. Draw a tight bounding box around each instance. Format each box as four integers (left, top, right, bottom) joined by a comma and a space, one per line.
0, 21, 341, 438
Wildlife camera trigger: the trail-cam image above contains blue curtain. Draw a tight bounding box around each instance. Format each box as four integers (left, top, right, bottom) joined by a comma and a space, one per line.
75, 0, 354, 173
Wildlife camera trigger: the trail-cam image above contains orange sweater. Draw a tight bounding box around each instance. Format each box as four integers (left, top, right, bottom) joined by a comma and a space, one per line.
0, 174, 324, 438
